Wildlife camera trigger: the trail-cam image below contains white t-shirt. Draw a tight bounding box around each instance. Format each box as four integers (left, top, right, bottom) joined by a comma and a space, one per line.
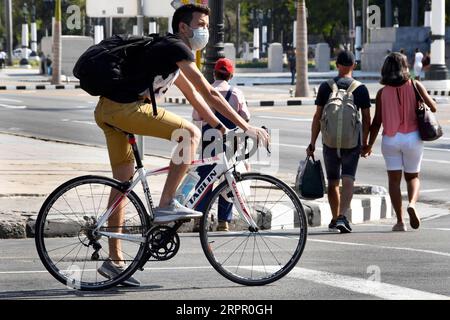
414, 52, 424, 67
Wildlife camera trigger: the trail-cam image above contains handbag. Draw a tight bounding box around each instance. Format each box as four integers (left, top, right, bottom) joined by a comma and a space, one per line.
295, 155, 325, 200
412, 80, 443, 141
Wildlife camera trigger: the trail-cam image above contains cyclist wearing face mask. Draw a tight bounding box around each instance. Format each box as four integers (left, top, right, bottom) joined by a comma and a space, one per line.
94, 4, 270, 286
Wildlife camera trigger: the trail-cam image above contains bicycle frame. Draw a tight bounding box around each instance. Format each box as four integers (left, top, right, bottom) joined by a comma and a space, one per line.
94, 141, 258, 244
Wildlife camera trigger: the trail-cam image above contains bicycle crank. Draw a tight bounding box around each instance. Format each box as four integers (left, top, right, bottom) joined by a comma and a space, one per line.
146, 226, 180, 261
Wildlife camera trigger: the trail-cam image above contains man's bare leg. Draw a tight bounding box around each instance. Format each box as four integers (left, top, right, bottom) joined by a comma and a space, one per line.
159, 124, 201, 207
109, 162, 134, 263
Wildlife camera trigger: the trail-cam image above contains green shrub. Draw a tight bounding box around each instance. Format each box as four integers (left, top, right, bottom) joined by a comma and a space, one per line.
236, 61, 268, 68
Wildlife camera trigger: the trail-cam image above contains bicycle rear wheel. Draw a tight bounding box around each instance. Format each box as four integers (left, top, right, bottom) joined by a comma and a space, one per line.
35, 175, 149, 290
199, 173, 307, 286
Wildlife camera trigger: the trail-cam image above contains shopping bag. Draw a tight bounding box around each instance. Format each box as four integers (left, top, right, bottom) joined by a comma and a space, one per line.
295, 155, 325, 199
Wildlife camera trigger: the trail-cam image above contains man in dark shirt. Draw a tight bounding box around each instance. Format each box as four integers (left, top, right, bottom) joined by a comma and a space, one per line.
307, 50, 371, 234
95, 4, 269, 286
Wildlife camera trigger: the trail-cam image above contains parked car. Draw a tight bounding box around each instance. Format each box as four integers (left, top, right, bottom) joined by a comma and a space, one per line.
12, 48, 32, 58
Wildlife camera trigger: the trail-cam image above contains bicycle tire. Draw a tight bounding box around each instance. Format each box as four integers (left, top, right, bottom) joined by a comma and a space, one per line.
35, 175, 149, 291
199, 173, 307, 286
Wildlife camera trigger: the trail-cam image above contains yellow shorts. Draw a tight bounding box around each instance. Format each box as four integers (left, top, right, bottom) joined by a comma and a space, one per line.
95, 97, 188, 168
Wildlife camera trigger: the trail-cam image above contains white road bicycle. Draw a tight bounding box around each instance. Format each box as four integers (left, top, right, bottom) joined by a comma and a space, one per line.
35, 128, 307, 290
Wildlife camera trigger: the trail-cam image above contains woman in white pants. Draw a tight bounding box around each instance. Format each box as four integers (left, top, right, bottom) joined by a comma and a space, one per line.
363, 53, 437, 231
413, 48, 424, 80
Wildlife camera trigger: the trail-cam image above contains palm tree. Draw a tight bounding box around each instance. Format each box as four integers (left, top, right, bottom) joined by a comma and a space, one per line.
51, 0, 61, 85
295, 0, 310, 97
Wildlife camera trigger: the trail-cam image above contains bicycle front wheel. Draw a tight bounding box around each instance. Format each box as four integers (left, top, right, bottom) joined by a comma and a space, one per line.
199, 173, 307, 286
35, 175, 149, 290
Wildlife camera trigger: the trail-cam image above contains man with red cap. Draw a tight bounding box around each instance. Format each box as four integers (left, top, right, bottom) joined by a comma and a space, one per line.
193, 58, 250, 231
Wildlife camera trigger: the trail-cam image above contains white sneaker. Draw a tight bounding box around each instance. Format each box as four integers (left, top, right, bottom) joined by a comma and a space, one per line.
153, 199, 203, 224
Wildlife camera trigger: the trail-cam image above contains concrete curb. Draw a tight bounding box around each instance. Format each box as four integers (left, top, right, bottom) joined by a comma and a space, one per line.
427, 90, 450, 97
164, 96, 378, 107
164, 96, 317, 107
303, 194, 393, 227
0, 84, 81, 90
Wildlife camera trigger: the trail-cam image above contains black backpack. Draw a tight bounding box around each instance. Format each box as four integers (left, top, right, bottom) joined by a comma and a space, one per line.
73, 34, 162, 116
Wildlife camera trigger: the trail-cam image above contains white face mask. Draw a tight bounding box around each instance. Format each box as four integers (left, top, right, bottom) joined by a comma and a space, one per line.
188, 26, 209, 51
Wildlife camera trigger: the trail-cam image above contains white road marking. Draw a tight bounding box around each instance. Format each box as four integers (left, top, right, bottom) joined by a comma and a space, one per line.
276, 143, 450, 165
401, 188, 447, 195
60, 119, 96, 125
0, 103, 27, 109
3, 264, 450, 300
424, 147, 450, 153
257, 116, 313, 122
309, 238, 450, 257
276, 267, 450, 300
0, 98, 23, 103
422, 227, 450, 231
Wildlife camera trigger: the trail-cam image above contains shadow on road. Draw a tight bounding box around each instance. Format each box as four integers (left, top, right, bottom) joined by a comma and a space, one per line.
0, 285, 163, 300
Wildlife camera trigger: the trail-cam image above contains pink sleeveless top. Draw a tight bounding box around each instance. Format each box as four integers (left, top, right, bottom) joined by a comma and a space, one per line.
381, 80, 418, 137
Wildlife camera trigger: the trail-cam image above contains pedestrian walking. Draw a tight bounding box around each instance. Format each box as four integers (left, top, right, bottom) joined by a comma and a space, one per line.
287, 48, 296, 85
413, 48, 424, 80
363, 53, 438, 232
422, 51, 431, 74
0, 50, 6, 69
307, 50, 372, 233
192, 58, 251, 232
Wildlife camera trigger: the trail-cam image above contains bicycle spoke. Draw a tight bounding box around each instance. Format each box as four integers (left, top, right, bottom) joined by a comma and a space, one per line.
54, 239, 85, 266
61, 194, 85, 224
235, 235, 251, 274
48, 206, 85, 228
200, 174, 307, 285
254, 234, 269, 277
89, 184, 96, 219
75, 188, 87, 218
47, 240, 82, 253
220, 232, 252, 266
256, 231, 283, 267
95, 184, 107, 221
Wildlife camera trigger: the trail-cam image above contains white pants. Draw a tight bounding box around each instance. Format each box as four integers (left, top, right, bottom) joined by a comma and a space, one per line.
381, 131, 424, 173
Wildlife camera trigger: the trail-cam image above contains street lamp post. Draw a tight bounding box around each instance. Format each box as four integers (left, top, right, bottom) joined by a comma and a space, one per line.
348, 0, 355, 53
5, 0, 13, 66
427, 0, 448, 80
424, 0, 432, 28
203, 0, 224, 83
30, 0, 38, 56
410, 0, 418, 27
20, 3, 30, 67
393, 7, 399, 28
385, 0, 392, 28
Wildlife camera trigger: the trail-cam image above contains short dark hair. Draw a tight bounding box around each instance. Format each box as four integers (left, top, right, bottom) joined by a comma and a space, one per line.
172, 4, 210, 33
380, 52, 411, 86
214, 70, 232, 81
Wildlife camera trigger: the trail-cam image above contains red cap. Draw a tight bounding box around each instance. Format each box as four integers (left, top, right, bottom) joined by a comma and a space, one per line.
214, 58, 234, 75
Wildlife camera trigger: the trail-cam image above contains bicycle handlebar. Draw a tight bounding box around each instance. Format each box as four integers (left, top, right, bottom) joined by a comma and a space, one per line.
220, 126, 271, 162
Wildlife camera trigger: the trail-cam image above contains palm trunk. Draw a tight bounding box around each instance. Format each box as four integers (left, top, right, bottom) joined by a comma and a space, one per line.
295, 0, 310, 97
51, 0, 62, 85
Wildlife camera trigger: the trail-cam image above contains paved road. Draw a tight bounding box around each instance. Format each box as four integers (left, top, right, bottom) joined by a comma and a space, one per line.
0, 215, 449, 300
0, 89, 449, 207
1, 89, 449, 300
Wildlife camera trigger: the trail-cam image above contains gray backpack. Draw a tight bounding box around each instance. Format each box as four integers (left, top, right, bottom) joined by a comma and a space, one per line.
320, 79, 362, 150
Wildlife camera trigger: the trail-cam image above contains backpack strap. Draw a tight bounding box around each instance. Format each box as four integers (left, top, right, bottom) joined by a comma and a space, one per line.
326, 79, 339, 93
224, 87, 233, 102
346, 80, 362, 95
148, 79, 158, 117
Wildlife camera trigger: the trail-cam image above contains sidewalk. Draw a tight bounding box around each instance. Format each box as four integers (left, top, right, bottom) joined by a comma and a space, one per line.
0, 131, 402, 239
0, 132, 170, 238
0, 67, 80, 90
2, 67, 449, 101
